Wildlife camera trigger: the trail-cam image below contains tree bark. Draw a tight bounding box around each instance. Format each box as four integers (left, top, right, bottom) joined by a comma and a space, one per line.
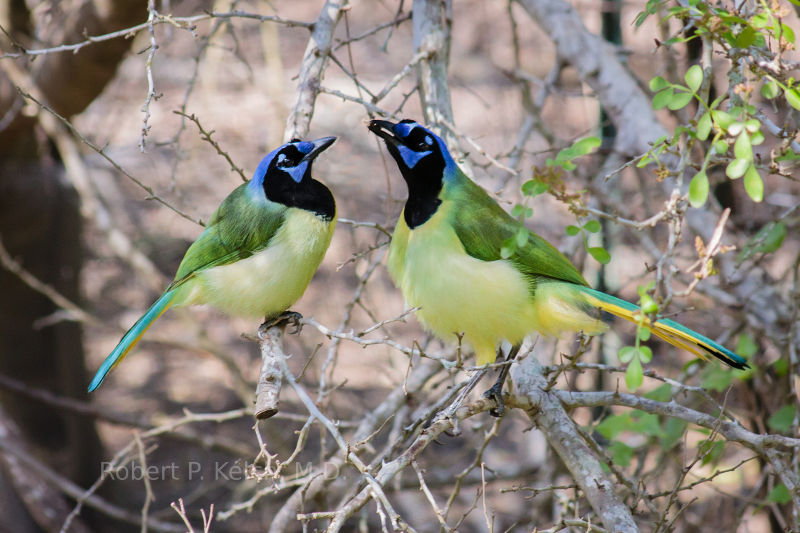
0, 0, 145, 529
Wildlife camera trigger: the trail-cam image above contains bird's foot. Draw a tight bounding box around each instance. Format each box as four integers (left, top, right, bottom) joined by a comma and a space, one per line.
483, 382, 505, 418
261, 311, 303, 334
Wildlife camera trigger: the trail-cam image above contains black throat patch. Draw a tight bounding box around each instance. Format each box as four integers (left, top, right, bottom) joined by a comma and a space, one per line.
263, 166, 335, 220
386, 142, 445, 229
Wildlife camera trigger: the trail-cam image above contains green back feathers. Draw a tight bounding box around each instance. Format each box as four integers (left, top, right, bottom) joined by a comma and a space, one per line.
170, 185, 286, 289
444, 171, 589, 291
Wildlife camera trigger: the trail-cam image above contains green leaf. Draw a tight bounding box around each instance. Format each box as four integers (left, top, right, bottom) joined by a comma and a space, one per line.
588, 246, 611, 264
699, 440, 725, 466
500, 238, 515, 259
689, 170, 709, 207
653, 88, 675, 110
767, 484, 792, 505
744, 119, 761, 133
711, 110, 735, 130
661, 418, 687, 451
768, 405, 797, 433
649, 76, 671, 92
743, 164, 763, 202
626, 356, 644, 391
736, 333, 758, 358
638, 345, 653, 364
618, 346, 636, 364
637, 326, 651, 341
761, 81, 781, 99
631, 411, 662, 437
751, 13, 770, 28
668, 90, 693, 110
739, 222, 787, 261
696, 112, 712, 140
773, 357, 789, 377
637, 281, 655, 297
734, 26, 756, 48
570, 136, 602, 157
583, 220, 602, 233
713, 139, 729, 154
640, 294, 658, 315
702, 366, 733, 391
781, 23, 796, 45
755, 222, 787, 254
786, 88, 800, 111
685, 65, 703, 93
522, 179, 548, 196
734, 131, 753, 161
597, 413, 632, 439
566, 225, 581, 236
515, 228, 529, 247
645, 383, 672, 402
608, 441, 635, 467
726, 158, 750, 179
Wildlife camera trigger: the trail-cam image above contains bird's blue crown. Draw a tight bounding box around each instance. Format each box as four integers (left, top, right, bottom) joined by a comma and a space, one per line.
392, 120, 457, 179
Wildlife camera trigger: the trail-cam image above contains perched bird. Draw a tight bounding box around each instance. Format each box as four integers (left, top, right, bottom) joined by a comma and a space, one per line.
368, 119, 747, 414
89, 136, 338, 392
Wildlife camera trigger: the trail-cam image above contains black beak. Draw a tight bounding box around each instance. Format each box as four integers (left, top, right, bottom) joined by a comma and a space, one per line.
301, 136, 337, 162
368, 120, 400, 145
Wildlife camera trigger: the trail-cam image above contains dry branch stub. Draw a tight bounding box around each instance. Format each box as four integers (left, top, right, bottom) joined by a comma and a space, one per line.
253, 322, 289, 420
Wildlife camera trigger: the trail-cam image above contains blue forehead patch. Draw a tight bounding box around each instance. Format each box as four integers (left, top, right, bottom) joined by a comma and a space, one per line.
293, 141, 315, 155
394, 121, 418, 139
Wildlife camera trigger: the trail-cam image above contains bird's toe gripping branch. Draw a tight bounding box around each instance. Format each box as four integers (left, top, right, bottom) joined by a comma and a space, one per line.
261, 310, 304, 335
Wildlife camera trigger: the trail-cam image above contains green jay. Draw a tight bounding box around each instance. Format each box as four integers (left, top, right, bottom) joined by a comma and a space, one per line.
368, 119, 747, 415
89, 136, 337, 392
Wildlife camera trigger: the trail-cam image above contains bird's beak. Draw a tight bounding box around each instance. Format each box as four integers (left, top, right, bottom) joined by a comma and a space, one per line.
301, 136, 337, 162
368, 120, 400, 145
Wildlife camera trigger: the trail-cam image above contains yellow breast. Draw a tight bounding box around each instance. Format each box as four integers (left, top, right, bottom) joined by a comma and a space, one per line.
389, 208, 538, 365
193, 209, 335, 318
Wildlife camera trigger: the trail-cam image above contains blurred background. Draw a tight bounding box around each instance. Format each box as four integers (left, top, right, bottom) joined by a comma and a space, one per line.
1, 0, 799, 531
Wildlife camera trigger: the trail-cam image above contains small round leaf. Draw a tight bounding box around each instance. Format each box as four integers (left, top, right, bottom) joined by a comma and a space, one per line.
743, 165, 763, 202
668, 90, 693, 110
625, 357, 644, 391
696, 112, 712, 140
685, 65, 703, 93
689, 170, 709, 207
733, 131, 753, 161
653, 87, 674, 110
588, 247, 611, 264
649, 76, 671, 92
726, 158, 750, 179
583, 220, 602, 233
761, 81, 780, 99
786, 88, 800, 111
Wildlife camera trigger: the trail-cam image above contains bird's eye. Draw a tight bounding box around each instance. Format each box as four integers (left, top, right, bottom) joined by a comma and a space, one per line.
276, 153, 294, 168
416, 135, 433, 150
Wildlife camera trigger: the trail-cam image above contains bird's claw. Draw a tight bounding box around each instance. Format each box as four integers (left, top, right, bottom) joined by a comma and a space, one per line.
262, 311, 303, 334
483, 383, 505, 418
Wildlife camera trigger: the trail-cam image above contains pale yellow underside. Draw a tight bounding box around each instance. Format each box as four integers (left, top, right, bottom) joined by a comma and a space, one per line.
180, 209, 335, 318
388, 206, 604, 365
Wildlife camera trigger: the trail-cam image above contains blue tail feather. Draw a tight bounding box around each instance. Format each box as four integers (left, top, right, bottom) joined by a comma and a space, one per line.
88, 290, 175, 392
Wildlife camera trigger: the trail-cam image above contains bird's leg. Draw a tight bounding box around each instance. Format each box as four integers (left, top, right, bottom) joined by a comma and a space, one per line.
261, 310, 303, 334
483, 344, 521, 418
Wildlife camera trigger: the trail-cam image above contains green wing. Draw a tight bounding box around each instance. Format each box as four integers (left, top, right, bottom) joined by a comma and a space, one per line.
169, 184, 286, 290
448, 175, 588, 288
